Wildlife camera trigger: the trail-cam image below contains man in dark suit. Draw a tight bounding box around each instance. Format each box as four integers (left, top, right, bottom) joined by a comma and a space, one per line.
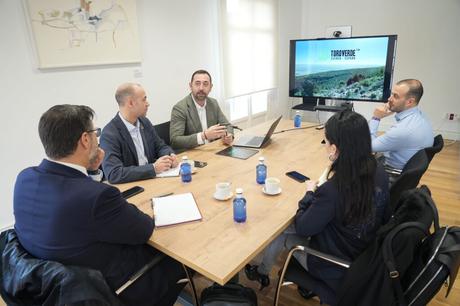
14, 104, 185, 306
100, 83, 178, 184
170, 70, 233, 150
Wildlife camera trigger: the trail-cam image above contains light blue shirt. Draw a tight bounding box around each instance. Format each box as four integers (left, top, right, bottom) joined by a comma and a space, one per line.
370, 106, 433, 170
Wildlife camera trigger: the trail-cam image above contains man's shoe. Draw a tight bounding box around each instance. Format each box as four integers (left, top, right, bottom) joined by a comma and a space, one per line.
244, 264, 270, 290
297, 286, 316, 300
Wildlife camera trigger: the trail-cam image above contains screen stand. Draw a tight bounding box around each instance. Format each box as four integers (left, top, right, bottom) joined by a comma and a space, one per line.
314, 101, 353, 112
291, 97, 325, 111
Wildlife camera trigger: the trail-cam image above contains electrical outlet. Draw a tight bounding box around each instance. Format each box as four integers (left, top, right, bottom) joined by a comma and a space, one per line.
445, 113, 459, 120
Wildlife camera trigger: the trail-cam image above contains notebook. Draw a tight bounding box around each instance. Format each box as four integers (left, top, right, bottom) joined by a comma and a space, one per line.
152, 193, 202, 227
233, 116, 282, 148
156, 166, 180, 178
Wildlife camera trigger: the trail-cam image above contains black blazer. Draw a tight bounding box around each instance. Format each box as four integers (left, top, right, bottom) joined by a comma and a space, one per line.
100, 114, 174, 183
13, 160, 180, 305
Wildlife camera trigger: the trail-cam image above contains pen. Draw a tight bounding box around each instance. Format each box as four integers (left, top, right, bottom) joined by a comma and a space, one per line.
157, 192, 173, 197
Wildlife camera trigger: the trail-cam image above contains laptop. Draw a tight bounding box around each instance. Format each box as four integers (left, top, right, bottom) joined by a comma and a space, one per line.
233, 116, 282, 148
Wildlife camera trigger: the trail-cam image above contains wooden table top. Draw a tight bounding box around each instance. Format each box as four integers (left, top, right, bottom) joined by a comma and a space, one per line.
114, 119, 327, 285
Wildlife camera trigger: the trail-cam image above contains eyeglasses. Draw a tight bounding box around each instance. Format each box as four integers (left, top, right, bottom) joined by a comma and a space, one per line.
87, 128, 101, 137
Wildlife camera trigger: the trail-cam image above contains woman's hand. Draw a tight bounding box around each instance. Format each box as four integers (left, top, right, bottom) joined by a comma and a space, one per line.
305, 180, 318, 192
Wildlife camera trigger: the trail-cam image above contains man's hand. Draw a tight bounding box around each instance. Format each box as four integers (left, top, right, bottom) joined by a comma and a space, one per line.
205, 124, 227, 141
222, 133, 233, 145
373, 103, 393, 119
88, 147, 105, 171
170, 153, 179, 168
153, 155, 174, 174
305, 180, 318, 192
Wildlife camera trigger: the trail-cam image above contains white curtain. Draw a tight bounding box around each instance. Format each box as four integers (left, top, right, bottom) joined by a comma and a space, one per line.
220, 0, 278, 99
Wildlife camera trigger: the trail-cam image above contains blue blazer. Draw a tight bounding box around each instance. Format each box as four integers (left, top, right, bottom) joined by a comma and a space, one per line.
100, 114, 174, 184
13, 160, 180, 305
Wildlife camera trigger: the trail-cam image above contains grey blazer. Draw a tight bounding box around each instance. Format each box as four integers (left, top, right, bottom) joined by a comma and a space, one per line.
170, 94, 231, 150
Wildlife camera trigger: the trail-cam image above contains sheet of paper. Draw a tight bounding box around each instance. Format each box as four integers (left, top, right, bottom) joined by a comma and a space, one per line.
152, 193, 202, 227
156, 166, 180, 178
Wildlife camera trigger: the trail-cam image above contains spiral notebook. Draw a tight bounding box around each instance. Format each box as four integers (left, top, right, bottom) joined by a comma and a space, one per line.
152, 193, 202, 227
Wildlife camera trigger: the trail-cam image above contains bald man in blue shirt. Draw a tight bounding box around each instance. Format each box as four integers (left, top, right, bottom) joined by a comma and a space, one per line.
369, 79, 433, 171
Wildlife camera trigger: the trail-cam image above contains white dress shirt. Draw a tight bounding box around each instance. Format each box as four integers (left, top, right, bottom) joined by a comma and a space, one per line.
118, 113, 149, 166
192, 96, 208, 145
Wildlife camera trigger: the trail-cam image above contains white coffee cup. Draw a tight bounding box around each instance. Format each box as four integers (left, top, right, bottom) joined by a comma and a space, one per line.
265, 177, 281, 194
215, 182, 232, 199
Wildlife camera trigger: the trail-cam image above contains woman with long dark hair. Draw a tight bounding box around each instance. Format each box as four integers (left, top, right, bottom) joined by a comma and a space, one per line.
245, 111, 389, 302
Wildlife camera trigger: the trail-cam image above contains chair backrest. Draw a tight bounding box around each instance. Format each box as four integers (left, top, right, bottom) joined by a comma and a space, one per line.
336, 186, 436, 306
389, 150, 429, 212
154, 121, 171, 146
425, 134, 444, 164
1, 229, 122, 306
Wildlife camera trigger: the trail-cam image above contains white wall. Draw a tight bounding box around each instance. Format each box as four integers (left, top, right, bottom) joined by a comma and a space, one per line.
0, 0, 221, 229
277, 0, 303, 118
296, 0, 460, 137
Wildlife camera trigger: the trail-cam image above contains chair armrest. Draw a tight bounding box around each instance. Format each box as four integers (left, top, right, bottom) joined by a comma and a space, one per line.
293, 245, 351, 269
384, 165, 402, 175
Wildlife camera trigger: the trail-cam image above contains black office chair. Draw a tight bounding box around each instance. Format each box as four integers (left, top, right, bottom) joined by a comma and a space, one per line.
389, 150, 429, 213
425, 134, 444, 164
154, 121, 171, 146
273, 186, 436, 306
0, 229, 198, 306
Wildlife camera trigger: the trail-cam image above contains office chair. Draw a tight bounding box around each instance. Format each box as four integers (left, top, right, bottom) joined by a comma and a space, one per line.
425, 134, 444, 164
389, 150, 429, 213
154, 121, 171, 146
273, 186, 436, 306
0, 229, 198, 306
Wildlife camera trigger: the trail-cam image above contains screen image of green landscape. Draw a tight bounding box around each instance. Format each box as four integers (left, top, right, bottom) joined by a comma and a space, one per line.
291, 36, 392, 101
292, 66, 385, 100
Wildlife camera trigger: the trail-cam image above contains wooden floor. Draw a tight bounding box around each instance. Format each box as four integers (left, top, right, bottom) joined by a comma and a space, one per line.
184, 141, 460, 306
1, 142, 458, 306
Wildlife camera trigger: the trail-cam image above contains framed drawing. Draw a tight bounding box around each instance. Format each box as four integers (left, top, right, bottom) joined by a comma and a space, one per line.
26, 0, 142, 68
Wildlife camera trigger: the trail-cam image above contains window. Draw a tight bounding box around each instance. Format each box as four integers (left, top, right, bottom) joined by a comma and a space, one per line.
228, 88, 276, 121
220, 0, 278, 98
220, 0, 278, 122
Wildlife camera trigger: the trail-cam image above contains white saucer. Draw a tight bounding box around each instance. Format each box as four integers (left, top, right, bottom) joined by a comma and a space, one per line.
213, 192, 233, 201
262, 187, 282, 195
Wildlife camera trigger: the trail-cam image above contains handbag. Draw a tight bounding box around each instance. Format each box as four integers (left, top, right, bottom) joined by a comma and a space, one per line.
200, 283, 258, 306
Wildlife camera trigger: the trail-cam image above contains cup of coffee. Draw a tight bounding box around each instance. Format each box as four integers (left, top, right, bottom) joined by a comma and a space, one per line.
264, 177, 281, 195
214, 182, 232, 200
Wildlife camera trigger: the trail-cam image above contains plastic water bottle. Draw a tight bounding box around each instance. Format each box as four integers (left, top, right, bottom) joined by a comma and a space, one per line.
180, 156, 192, 183
233, 188, 247, 223
294, 110, 302, 128
256, 157, 267, 184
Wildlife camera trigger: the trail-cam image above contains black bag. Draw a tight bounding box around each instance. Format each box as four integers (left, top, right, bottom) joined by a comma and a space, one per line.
200, 283, 257, 306
383, 186, 460, 306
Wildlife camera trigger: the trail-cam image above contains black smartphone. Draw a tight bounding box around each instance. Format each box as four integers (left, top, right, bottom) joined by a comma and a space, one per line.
121, 186, 144, 199
194, 160, 208, 168
286, 171, 310, 183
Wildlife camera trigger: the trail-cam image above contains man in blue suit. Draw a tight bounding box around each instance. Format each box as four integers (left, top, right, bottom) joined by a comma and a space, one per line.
100, 83, 178, 184
14, 104, 185, 306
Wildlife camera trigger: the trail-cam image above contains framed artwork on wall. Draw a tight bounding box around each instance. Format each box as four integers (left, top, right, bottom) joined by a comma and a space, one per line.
26, 0, 142, 68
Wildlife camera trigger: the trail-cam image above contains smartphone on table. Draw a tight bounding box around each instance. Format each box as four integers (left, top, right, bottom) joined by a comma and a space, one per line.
194, 160, 208, 168
121, 186, 144, 199
286, 171, 310, 183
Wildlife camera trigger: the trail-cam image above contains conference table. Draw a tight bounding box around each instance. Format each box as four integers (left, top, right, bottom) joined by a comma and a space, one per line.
114, 118, 328, 285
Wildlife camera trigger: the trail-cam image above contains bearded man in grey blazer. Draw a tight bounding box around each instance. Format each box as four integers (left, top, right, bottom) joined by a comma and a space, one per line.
170, 70, 233, 150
